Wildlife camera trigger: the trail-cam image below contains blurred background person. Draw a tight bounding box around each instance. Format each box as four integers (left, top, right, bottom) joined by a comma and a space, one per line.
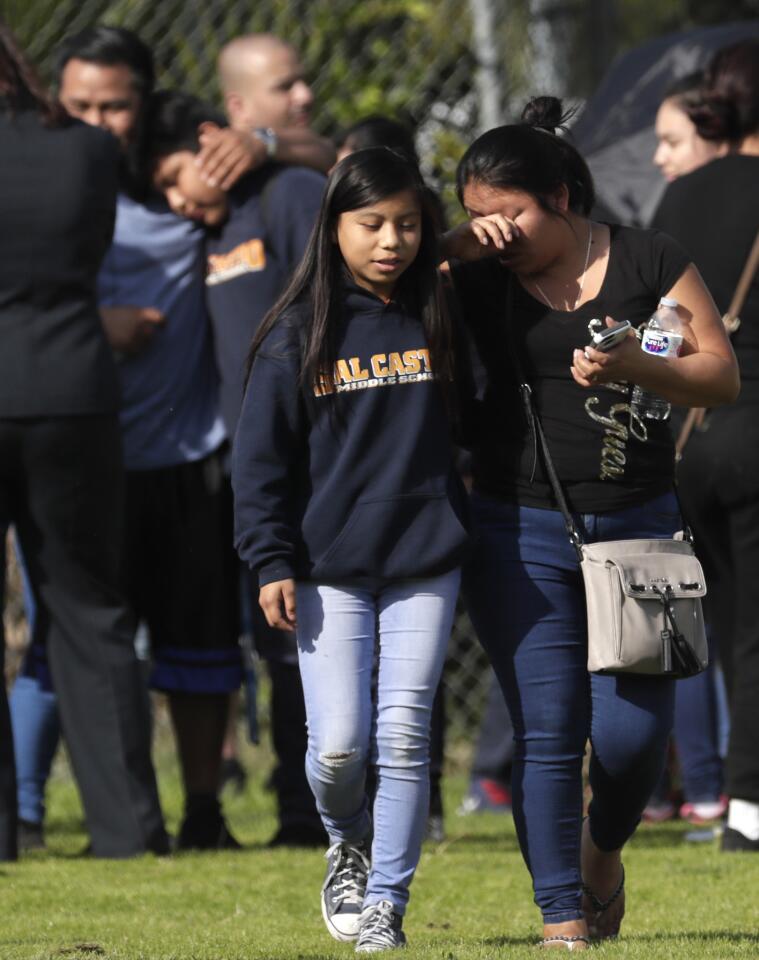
457, 672, 514, 817
213, 35, 335, 826
0, 20, 167, 860
652, 38, 759, 853
47, 24, 239, 852
336, 115, 420, 164
641, 69, 731, 828
147, 67, 329, 844
653, 71, 729, 183
212, 33, 331, 847
219, 32, 313, 130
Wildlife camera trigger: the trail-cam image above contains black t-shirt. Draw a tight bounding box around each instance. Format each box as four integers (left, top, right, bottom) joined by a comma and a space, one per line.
652, 154, 759, 405
0, 111, 119, 417
451, 224, 690, 512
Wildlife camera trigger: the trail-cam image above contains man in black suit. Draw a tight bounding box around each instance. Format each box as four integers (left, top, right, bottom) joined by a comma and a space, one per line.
0, 20, 167, 859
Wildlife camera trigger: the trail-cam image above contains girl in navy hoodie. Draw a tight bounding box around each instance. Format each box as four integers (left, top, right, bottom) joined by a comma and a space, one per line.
232, 148, 469, 953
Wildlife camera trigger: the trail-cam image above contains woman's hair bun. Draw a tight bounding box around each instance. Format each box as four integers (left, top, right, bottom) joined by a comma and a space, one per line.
688, 39, 759, 142
688, 93, 738, 141
520, 96, 570, 134
522, 97, 577, 133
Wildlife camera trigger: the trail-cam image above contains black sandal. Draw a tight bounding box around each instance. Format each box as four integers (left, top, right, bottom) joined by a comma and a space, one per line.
582, 864, 625, 939
539, 935, 591, 951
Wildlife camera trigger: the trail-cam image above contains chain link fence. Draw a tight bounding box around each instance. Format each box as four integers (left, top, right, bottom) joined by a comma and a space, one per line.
5, 0, 605, 220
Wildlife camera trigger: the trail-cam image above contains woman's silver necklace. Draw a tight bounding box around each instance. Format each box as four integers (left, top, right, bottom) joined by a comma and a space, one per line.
532, 223, 593, 312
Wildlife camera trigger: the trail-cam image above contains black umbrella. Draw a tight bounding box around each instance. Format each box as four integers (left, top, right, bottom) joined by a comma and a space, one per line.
572, 20, 759, 226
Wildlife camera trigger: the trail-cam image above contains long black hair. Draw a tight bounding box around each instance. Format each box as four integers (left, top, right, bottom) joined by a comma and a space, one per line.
0, 19, 65, 125
456, 96, 595, 216
248, 146, 453, 399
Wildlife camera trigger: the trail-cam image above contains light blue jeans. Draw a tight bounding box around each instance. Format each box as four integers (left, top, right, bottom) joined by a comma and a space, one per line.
296, 570, 460, 914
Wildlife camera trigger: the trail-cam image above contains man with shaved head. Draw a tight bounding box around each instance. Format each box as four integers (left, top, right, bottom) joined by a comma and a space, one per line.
219, 34, 314, 131
194, 34, 328, 847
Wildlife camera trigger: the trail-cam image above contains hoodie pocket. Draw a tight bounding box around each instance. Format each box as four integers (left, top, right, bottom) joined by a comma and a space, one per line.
313, 494, 469, 581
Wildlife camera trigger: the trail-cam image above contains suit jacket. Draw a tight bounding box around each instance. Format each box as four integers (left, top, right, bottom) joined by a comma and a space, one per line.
0, 108, 120, 417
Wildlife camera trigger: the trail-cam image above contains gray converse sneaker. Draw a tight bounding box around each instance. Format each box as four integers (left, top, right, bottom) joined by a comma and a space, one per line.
356, 900, 406, 953
321, 840, 371, 941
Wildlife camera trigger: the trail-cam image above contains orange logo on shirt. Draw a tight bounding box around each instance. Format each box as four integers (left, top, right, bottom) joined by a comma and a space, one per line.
206, 239, 266, 286
314, 349, 434, 396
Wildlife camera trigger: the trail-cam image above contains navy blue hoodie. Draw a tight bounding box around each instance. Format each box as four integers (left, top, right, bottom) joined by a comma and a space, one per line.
232, 280, 470, 586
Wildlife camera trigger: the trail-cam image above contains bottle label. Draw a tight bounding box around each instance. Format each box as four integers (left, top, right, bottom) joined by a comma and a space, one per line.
641, 330, 683, 358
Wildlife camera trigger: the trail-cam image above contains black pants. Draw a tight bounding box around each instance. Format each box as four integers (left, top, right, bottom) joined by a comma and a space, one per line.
125, 457, 242, 695
0, 416, 165, 857
678, 405, 759, 804
268, 660, 324, 832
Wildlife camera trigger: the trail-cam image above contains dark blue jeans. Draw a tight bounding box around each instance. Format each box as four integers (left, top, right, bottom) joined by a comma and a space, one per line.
463, 491, 679, 923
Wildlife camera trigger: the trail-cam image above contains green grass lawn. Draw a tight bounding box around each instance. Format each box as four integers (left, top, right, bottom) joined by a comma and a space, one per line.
3, 714, 759, 960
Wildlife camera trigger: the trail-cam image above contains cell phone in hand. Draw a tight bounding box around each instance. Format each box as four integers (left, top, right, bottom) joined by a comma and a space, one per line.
589, 320, 632, 352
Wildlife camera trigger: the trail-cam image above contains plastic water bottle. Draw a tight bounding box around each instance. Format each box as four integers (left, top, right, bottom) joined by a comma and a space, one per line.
631, 297, 683, 421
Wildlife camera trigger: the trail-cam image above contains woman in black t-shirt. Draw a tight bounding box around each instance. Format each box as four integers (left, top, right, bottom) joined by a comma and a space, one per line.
443, 96, 738, 950
652, 39, 759, 854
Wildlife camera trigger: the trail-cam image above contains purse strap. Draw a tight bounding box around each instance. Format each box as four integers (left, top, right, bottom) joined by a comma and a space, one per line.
676, 227, 759, 457
504, 278, 586, 559
723, 226, 759, 334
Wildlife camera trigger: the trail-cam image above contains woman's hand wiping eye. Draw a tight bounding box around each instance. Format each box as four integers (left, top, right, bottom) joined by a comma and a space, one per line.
442, 214, 521, 263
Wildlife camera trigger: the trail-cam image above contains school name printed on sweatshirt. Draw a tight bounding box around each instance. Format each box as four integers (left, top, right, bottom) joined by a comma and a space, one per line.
314, 348, 435, 397
206, 239, 266, 286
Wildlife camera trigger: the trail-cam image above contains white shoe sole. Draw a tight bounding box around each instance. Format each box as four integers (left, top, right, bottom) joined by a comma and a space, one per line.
356, 936, 407, 953
321, 894, 361, 942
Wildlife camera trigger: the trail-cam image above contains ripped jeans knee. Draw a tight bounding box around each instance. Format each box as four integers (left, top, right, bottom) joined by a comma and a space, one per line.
309, 742, 367, 787
321, 748, 358, 766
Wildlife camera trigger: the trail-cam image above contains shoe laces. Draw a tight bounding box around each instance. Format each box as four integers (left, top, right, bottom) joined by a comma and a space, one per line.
325, 842, 369, 905
358, 900, 400, 948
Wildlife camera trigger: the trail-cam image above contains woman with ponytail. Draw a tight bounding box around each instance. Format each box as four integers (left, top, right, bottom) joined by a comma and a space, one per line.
443, 96, 738, 949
